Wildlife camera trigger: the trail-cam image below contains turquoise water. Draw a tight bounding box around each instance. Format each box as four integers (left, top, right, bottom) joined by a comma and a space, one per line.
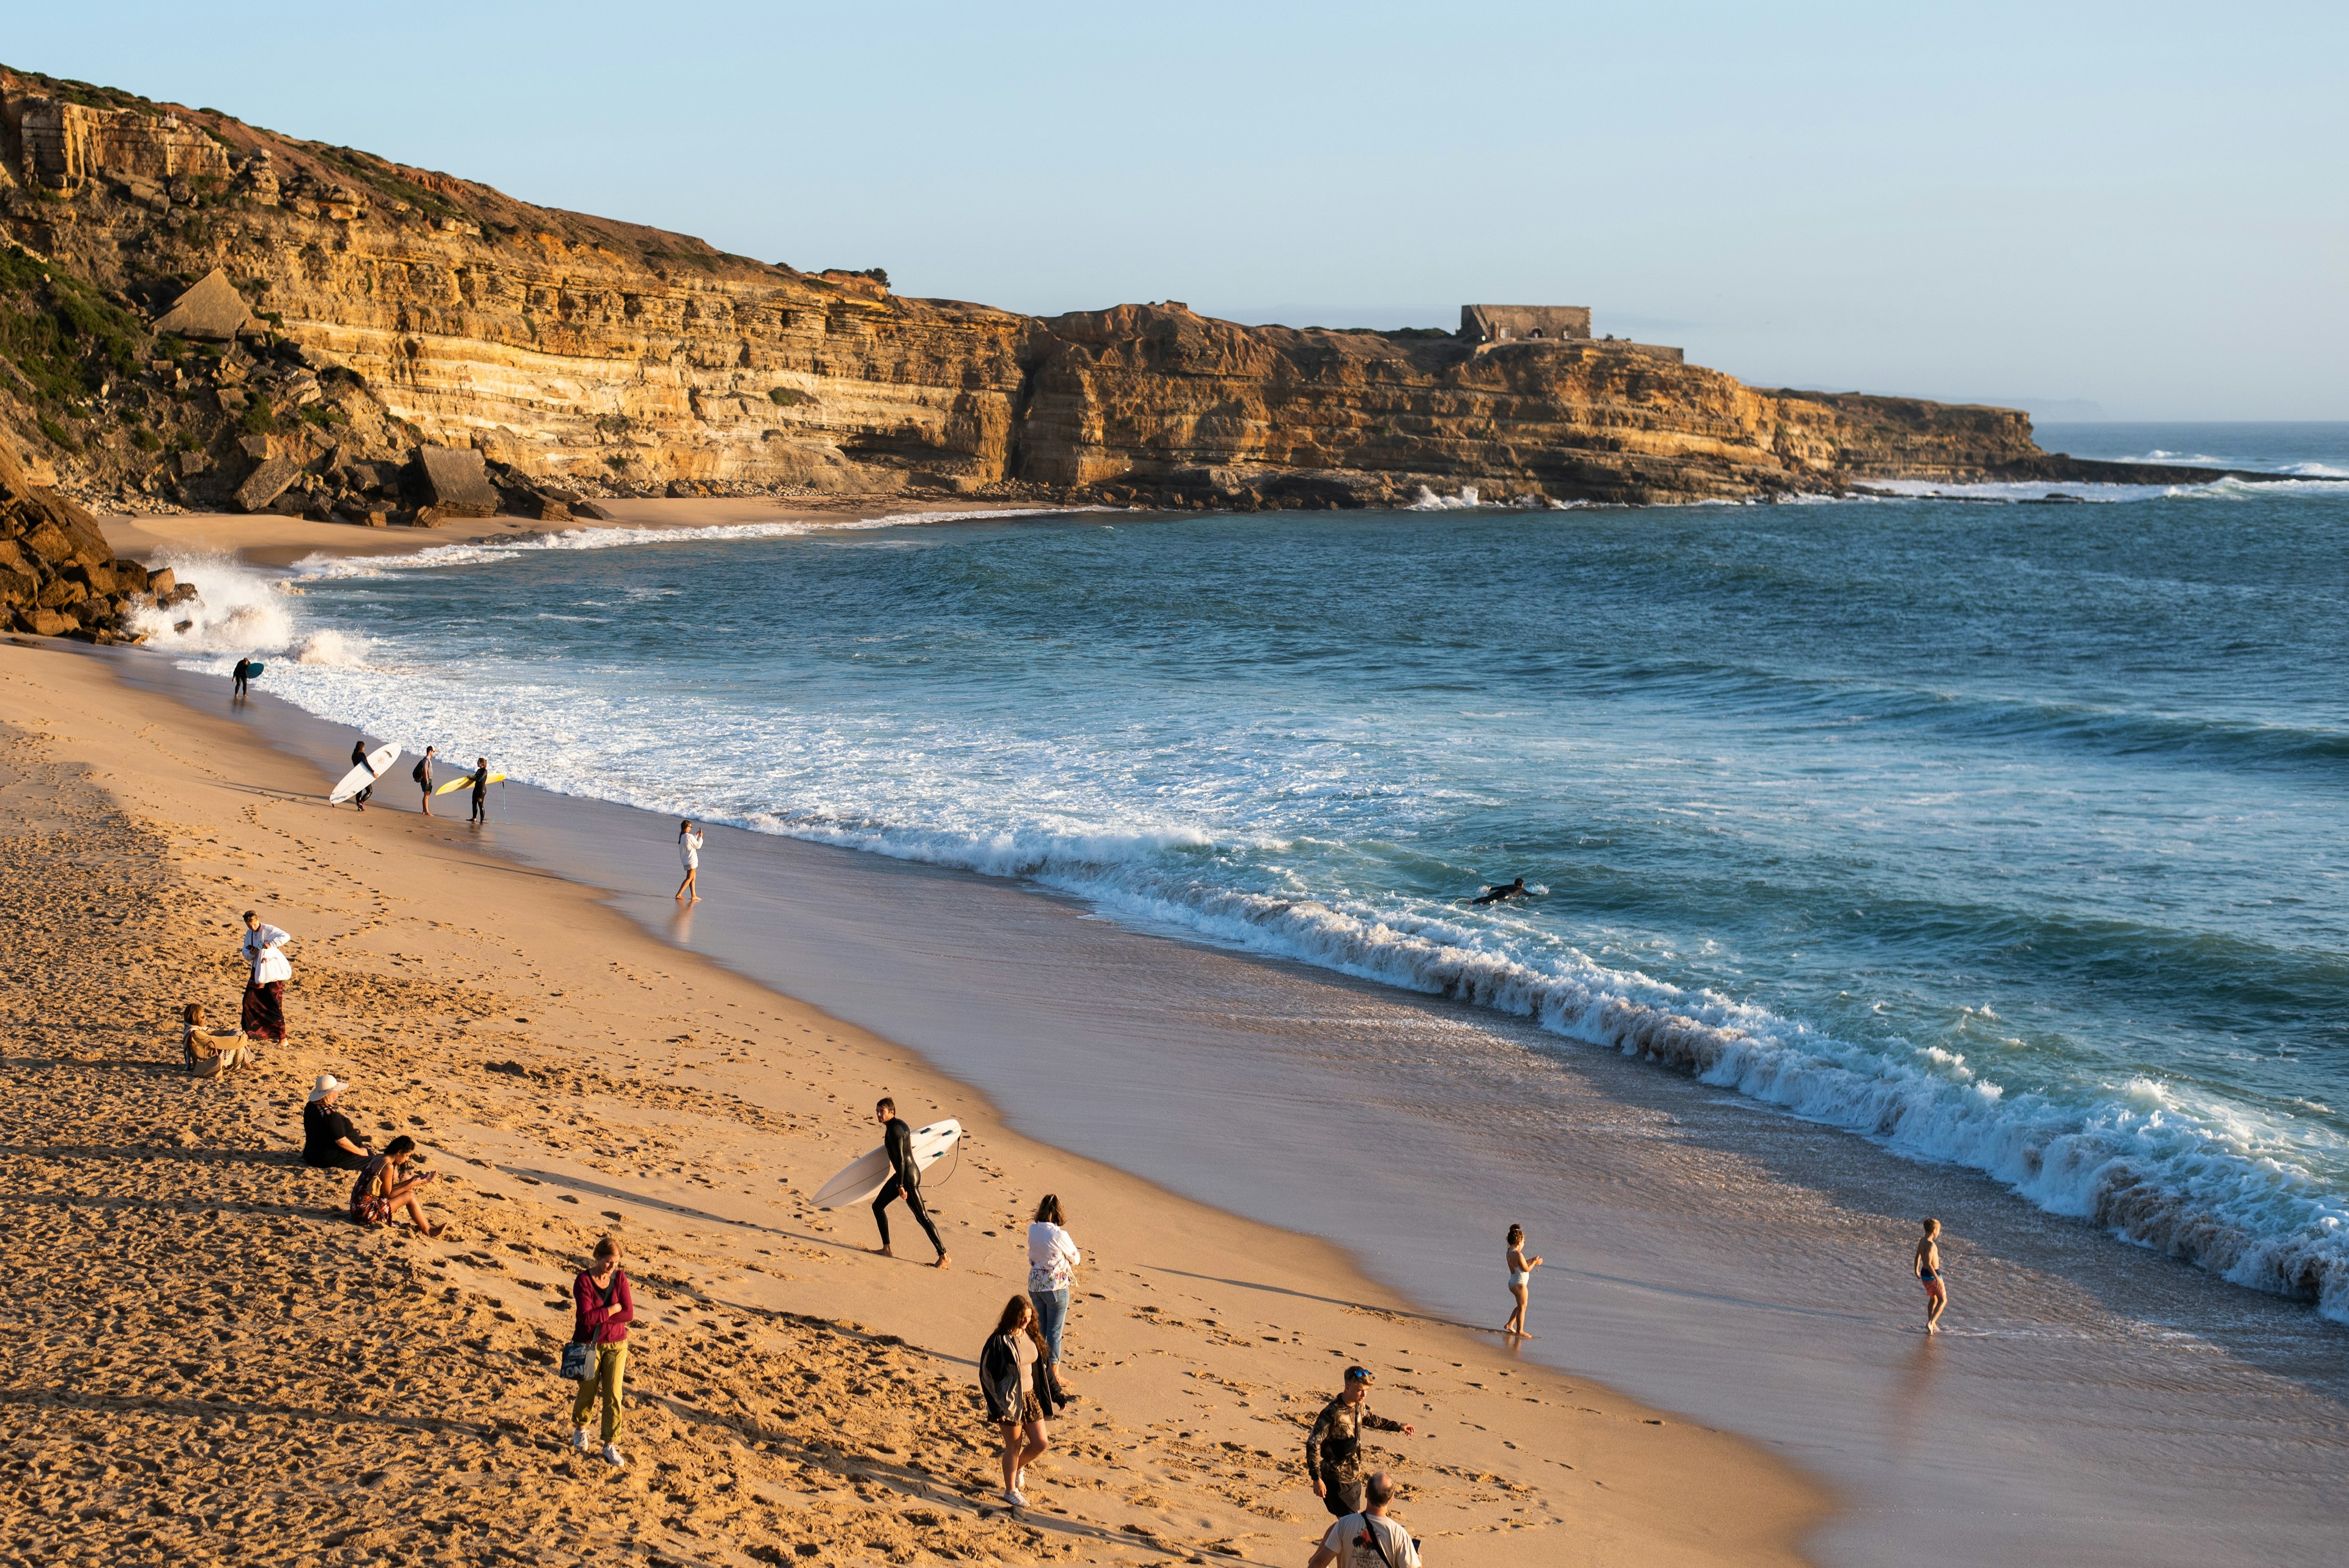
158, 424, 2349, 1318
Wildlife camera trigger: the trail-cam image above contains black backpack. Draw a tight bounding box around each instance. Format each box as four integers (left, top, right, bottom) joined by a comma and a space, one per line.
412, 759, 428, 783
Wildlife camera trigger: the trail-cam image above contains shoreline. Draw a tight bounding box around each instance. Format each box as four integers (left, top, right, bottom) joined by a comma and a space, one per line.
95, 494, 1094, 571
68, 505, 2349, 1566
0, 634, 1826, 1567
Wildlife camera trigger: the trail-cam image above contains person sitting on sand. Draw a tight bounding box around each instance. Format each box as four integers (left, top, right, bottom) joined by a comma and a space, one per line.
1027, 1194, 1083, 1392
675, 820, 703, 902
302, 1075, 371, 1171
1308, 1471, 1421, 1568
350, 1135, 440, 1235
979, 1293, 1064, 1509
1915, 1217, 1948, 1334
239, 911, 293, 1044
569, 1235, 634, 1470
1305, 1367, 1416, 1518
1471, 876, 1529, 906
1501, 1222, 1544, 1339
870, 1096, 948, 1268
180, 1002, 250, 1077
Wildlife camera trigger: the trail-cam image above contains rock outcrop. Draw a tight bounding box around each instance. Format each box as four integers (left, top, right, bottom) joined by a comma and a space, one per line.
0, 423, 192, 639
0, 62, 2293, 516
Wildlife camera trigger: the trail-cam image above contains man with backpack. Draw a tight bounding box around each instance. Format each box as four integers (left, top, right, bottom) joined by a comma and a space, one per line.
1307, 1472, 1419, 1568
412, 745, 437, 816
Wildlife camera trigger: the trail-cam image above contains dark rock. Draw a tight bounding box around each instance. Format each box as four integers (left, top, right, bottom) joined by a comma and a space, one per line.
176, 450, 211, 477
111, 559, 151, 593
573, 500, 615, 521
527, 494, 572, 522
236, 456, 301, 513
147, 568, 178, 598
415, 445, 499, 516
239, 434, 274, 461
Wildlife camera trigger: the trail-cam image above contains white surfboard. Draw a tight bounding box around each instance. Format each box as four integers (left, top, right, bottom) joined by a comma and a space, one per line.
328, 743, 400, 804
809, 1118, 962, 1209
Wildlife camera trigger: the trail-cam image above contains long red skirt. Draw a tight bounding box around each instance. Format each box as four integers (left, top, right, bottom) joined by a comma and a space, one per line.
242, 979, 286, 1041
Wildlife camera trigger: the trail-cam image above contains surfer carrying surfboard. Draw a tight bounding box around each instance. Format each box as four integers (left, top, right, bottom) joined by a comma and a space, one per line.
349, 738, 376, 809
231, 656, 253, 699
870, 1097, 949, 1268
468, 757, 491, 826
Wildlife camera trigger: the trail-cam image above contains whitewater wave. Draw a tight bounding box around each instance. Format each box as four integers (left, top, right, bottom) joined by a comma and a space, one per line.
288, 507, 1104, 579
1406, 485, 1482, 510
127, 552, 297, 653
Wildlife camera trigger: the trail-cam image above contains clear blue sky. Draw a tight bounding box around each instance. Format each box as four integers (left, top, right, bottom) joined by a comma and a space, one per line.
13, 2, 2344, 418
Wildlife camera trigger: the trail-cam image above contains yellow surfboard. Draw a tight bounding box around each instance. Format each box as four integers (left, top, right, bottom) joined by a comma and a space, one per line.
432, 772, 507, 795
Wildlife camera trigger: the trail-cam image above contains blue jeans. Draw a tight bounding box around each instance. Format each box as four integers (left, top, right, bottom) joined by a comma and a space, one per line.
1030, 1286, 1069, 1364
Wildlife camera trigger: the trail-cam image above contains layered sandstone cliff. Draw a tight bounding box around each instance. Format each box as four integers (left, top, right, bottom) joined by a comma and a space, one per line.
1, 64, 2068, 517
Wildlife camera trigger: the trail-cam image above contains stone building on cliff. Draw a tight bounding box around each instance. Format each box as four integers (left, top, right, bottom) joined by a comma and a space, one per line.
1460, 305, 1592, 344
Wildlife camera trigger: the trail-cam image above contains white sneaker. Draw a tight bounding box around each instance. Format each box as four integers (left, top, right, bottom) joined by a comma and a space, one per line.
1004, 1487, 1025, 1509
571, 1427, 592, 1453
602, 1443, 626, 1468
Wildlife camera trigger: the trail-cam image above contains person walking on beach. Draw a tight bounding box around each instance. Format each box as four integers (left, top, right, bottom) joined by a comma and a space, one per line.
231, 655, 254, 699
348, 736, 376, 809
350, 1135, 440, 1235
1308, 1472, 1421, 1568
979, 1293, 1064, 1509
675, 820, 703, 902
569, 1236, 634, 1469
1028, 1194, 1083, 1393
180, 1002, 250, 1077
468, 757, 491, 826
413, 745, 437, 816
870, 1096, 949, 1268
239, 910, 292, 1046
1305, 1367, 1416, 1518
1500, 1223, 1544, 1339
302, 1076, 372, 1171
1915, 1217, 1948, 1334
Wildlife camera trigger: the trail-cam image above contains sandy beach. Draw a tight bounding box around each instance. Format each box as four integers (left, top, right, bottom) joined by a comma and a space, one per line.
0, 626, 1821, 1567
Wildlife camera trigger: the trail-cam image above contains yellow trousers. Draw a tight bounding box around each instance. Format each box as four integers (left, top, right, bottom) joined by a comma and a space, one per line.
571, 1342, 627, 1442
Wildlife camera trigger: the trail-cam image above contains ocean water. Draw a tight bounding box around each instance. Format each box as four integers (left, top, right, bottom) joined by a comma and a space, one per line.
143, 423, 2349, 1320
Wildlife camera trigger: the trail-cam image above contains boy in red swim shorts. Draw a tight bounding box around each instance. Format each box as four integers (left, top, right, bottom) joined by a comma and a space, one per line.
1914, 1217, 1948, 1333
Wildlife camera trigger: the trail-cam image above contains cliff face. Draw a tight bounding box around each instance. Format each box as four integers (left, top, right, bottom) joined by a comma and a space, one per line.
0, 64, 2050, 516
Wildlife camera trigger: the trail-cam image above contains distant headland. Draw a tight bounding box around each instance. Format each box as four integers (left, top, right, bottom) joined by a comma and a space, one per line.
0, 64, 2318, 520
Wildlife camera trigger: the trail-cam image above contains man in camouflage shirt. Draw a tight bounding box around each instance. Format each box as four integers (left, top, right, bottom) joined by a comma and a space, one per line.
1305, 1366, 1416, 1517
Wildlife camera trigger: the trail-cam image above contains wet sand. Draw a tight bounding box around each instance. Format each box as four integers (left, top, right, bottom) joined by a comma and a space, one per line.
0, 633, 1819, 1567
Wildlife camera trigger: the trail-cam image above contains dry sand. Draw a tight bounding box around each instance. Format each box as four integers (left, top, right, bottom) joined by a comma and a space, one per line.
0, 634, 1824, 1567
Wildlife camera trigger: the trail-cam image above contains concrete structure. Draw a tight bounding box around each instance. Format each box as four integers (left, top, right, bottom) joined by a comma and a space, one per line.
1461, 305, 1592, 344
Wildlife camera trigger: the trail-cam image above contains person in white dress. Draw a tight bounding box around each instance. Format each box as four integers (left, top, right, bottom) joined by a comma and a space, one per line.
239, 910, 294, 1042
675, 820, 703, 903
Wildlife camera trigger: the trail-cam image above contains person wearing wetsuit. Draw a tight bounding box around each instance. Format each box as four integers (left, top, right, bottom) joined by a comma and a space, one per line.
468, 757, 490, 825
870, 1096, 949, 1268
232, 656, 253, 698
349, 737, 375, 809
1472, 876, 1528, 906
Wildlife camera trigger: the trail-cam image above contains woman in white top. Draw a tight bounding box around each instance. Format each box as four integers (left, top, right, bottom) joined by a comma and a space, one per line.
1026, 1194, 1083, 1390
1501, 1223, 1543, 1339
675, 820, 703, 903
239, 910, 294, 1042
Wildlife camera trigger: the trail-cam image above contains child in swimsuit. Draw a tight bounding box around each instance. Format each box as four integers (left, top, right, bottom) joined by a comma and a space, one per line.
1915, 1218, 1947, 1334
1501, 1224, 1543, 1339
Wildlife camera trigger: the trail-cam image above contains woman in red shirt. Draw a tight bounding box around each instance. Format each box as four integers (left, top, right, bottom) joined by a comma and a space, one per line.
570, 1236, 634, 1468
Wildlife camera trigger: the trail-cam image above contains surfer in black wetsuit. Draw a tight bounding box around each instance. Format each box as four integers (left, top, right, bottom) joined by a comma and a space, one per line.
232, 656, 253, 699
1471, 876, 1529, 906
468, 757, 490, 826
350, 737, 375, 810
870, 1096, 949, 1269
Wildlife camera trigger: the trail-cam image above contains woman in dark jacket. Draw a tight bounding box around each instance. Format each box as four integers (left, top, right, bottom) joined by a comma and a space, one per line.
979, 1294, 1061, 1509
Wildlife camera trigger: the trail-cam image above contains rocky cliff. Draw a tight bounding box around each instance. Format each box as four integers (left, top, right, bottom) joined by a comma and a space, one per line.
0, 422, 192, 639
0, 63, 2086, 522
